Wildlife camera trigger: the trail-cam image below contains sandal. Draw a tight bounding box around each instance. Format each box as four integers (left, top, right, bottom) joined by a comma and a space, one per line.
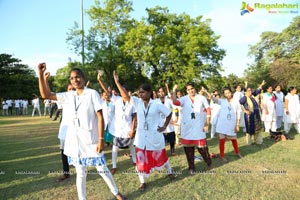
115, 192, 127, 200
139, 183, 146, 191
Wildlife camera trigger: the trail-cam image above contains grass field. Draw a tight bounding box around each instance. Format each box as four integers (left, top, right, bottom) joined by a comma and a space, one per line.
1, 115, 300, 200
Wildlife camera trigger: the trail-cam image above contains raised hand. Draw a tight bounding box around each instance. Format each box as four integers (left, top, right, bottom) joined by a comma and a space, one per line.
113, 70, 119, 82
172, 84, 178, 92
44, 72, 50, 80
97, 70, 103, 81
38, 63, 46, 74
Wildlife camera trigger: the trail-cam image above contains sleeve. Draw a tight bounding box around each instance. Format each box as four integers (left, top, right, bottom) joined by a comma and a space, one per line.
239, 96, 246, 105
252, 88, 261, 96
130, 96, 139, 109
91, 90, 103, 112
56, 92, 69, 105
202, 96, 210, 109
158, 102, 171, 117
235, 102, 241, 120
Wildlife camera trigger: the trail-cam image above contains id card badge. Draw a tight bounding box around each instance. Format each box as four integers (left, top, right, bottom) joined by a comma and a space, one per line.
227, 114, 231, 120
73, 118, 80, 127
144, 122, 148, 130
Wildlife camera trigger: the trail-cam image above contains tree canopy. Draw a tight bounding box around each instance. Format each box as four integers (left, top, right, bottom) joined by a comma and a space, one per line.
66, 0, 225, 92
0, 54, 38, 100
246, 16, 300, 91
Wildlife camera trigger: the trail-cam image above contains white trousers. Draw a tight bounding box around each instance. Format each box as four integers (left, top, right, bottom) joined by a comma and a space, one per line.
276, 116, 283, 129
75, 164, 118, 200
210, 124, 217, 138
284, 122, 300, 134
32, 107, 41, 116
264, 121, 277, 132
112, 141, 136, 168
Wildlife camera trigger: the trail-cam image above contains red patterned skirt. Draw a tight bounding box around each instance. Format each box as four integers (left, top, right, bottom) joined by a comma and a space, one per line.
135, 148, 169, 176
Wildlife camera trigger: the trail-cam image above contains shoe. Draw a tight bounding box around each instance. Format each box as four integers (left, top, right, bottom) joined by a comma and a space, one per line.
111, 168, 117, 175
171, 152, 177, 156
123, 153, 131, 158
56, 175, 70, 182
210, 153, 217, 158
139, 183, 146, 191
236, 153, 243, 159
207, 165, 213, 170
220, 157, 228, 162
189, 169, 195, 176
115, 192, 127, 200
167, 174, 176, 181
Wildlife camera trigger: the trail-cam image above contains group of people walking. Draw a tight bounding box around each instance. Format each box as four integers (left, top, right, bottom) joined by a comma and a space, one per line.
37, 63, 299, 200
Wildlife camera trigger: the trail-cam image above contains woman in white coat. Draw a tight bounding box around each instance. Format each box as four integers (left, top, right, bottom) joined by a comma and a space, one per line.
284, 87, 300, 134
214, 87, 242, 162
37, 63, 125, 200
261, 86, 277, 133
113, 71, 174, 191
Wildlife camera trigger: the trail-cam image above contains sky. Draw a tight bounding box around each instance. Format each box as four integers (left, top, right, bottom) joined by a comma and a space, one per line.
0, 0, 299, 77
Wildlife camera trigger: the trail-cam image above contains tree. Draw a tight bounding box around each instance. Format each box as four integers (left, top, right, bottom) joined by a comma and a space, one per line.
67, 0, 137, 88
246, 16, 300, 90
0, 54, 38, 99
122, 6, 225, 89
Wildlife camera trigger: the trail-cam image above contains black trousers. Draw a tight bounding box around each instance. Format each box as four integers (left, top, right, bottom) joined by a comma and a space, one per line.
184, 146, 212, 171
61, 149, 70, 176
164, 131, 176, 153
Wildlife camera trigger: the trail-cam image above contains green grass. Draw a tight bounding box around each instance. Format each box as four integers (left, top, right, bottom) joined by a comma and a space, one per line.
1, 116, 300, 200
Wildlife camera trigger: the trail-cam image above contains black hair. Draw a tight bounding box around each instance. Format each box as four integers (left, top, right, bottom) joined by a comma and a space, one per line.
70, 68, 86, 82
289, 86, 296, 93
139, 83, 153, 99
185, 82, 195, 88
223, 87, 232, 93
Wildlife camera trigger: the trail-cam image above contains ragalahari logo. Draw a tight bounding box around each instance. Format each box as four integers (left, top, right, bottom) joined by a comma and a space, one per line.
240, 1, 254, 15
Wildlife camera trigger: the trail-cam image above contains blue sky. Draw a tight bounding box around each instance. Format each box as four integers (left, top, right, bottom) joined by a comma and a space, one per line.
0, 0, 298, 77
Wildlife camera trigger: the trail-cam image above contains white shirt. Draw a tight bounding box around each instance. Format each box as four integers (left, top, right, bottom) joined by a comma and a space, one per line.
22, 100, 28, 108
108, 96, 136, 138
210, 100, 221, 125
101, 100, 113, 130
130, 96, 171, 150
156, 97, 175, 133
273, 91, 284, 117
6, 100, 12, 107
262, 93, 276, 122
14, 100, 20, 108
56, 87, 104, 158
57, 102, 73, 141
215, 99, 240, 136
233, 91, 244, 104
32, 98, 40, 108
284, 93, 300, 123
177, 95, 209, 140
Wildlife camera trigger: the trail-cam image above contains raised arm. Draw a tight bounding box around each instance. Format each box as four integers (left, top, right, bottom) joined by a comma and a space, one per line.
171, 84, 181, 105
97, 71, 110, 95
38, 63, 56, 100
113, 70, 130, 102
201, 86, 212, 99
165, 82, 171, 97
44, 72, 51, 92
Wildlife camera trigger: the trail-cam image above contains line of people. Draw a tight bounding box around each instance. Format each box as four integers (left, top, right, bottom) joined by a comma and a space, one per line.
37, 62, 300, 200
